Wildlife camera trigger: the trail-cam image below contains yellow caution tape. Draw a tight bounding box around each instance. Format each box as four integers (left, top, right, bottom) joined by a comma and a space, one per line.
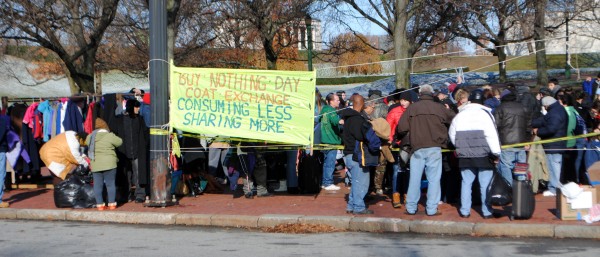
156, 131, 600, 151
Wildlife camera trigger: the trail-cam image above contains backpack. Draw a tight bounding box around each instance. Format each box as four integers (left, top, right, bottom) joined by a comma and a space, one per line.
353, 121, 381, 167
573, 113, 587, 135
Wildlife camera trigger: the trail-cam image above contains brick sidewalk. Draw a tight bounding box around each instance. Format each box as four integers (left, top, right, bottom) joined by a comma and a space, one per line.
2, 182, 596, 227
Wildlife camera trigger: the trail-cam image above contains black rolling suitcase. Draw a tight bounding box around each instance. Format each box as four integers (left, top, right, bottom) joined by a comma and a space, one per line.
510, 179, 536, 220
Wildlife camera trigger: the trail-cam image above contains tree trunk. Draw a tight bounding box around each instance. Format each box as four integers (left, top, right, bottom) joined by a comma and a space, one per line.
264, 38, 277, 70
535, 0, 548, 87
64, 50, 96, 94
95, 70, 102, 96
497, 46, 507, 83
167, 0, 180, 64
393, 0, 410, 89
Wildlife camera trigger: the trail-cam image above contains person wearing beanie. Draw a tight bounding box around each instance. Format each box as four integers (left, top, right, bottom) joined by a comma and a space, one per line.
532, 96, 568, 197
435, 86, 458, 113
386, 89, 412, 208
115, 99, 149, 203
397, 84, 455, 216
86, 118, 123, 210
449, 88, 501, 219
495, 91, 531, 186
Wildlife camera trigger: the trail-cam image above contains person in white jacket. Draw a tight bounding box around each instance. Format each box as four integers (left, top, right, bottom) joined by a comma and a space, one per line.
449, 90, 501, 219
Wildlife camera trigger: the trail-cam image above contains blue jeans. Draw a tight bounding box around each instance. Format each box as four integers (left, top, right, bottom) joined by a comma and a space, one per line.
460, 168, 493, 216
546, 153, 563, 194
344, 154, 369, 212
406, 147, 442, 215
92, 168, 117, 204
498, 148, 527, 186
321, 150, 337, 187
392, 161, 408, 194
574, 138, 586, 183
0, 152, 6, 203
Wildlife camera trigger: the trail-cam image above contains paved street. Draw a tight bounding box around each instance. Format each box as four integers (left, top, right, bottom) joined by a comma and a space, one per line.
1, 220, 599, 257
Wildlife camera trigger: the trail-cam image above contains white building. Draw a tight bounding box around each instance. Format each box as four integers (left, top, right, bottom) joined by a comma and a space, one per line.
506, 2, 600, 56
213, 18, 322, 51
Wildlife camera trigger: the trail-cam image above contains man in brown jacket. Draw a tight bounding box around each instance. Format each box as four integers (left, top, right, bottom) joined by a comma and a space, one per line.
397, 84, 455, 216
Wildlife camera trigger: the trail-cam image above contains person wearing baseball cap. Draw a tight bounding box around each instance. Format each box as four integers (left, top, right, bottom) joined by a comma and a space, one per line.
532, 96, 568, 197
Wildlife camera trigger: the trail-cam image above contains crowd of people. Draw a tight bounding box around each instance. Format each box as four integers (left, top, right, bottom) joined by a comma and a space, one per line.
314, 73, 600, 217
3, 74, 600, 218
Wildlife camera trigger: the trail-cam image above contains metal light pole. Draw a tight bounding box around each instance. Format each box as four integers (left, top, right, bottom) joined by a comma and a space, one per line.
305, 15, 313, 71
146, 0, 173, 207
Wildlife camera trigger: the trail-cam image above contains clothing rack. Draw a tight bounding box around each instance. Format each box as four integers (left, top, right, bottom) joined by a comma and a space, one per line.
4, 92, 143, 105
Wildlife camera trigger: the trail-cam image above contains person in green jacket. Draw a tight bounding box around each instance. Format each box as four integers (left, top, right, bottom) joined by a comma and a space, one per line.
86, 118, 123, 211
320, 93, 344, 190
558, 93, 582, 183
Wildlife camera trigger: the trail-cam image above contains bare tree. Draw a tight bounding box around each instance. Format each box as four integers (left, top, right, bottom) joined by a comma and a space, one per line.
0, 0, 119, 94
101, 0, 218, 72
329, 0, 455, 88
215, 0, 313, 70
450, 0, 536, 83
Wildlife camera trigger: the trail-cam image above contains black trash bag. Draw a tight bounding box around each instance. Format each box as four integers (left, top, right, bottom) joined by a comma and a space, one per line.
72, 164, 88, 177
54, 175, 84, 208
74, 183, 96, 209
486, 171, 512, 206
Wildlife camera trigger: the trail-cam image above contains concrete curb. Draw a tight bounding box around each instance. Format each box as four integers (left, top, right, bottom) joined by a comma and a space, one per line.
211, 214, 259, 228
0, 209, 18, 219
555, 225, 600, 239
299, 216, 352, 230
258, 214, 302, 228
473, 223, 554, 238
349, 217, 410, 232
2, 209, 600, 239
66, 211, 177, 225
410, 220, 474, 235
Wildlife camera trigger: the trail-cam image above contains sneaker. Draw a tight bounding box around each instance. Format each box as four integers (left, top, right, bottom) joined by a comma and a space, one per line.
257, 192, 274, 198
107, 203, 117, 210
375, 189, 384, 195
322, 184, 341, 191
0, 202, 9, 208
96, 204, 106, 211
542, 190, 556, 197
353, 209, 374, 215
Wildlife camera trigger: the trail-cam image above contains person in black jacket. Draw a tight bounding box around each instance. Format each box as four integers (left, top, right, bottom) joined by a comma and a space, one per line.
532, 96, 568, 197
494, 91, 531, 186
340, 95, 374, 215
115, 99, 149, 203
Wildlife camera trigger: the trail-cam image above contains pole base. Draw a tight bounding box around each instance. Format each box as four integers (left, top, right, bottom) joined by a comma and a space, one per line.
143, 199, 179, 208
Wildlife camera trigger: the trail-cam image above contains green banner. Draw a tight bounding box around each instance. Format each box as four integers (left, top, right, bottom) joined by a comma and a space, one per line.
170, 65, 316, 145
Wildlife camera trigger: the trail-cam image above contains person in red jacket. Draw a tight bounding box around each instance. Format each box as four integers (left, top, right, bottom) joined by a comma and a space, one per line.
386, 89, 412, 208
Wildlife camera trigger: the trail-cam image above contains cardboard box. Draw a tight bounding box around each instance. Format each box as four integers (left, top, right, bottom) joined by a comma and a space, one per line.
556, 186, 598, 221
586, 161, 600, 200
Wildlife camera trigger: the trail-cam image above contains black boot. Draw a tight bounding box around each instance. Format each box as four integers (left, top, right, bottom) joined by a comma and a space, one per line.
233, 184, 244, 198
